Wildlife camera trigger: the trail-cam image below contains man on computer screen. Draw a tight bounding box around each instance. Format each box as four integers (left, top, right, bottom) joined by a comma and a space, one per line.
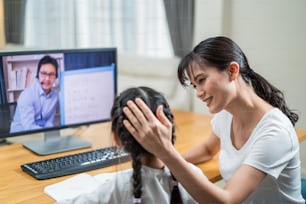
10, 55, 59, 133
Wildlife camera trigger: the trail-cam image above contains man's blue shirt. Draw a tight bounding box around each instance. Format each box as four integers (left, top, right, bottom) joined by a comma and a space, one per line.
10, 80, 59, 133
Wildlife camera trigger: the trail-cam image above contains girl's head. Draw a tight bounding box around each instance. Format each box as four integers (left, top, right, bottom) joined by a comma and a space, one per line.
178, 36, 298, 125
111, 86, 179, 203
111, 86, 175, 154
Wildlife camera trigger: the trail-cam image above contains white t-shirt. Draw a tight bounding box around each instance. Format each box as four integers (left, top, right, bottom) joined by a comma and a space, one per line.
211, 108, 305, 204
57, 164, 205, 204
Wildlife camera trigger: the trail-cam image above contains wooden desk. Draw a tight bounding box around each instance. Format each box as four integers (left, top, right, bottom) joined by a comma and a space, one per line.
0, 110, 305, 204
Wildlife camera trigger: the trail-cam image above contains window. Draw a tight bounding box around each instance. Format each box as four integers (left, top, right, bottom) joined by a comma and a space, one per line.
24, 0, 173, 58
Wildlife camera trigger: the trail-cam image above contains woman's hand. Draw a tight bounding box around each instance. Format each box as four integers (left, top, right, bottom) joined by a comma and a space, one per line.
123, 98, 173, 158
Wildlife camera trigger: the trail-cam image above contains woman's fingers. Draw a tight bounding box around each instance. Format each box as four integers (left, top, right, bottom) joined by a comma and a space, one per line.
156, 105, 172, 129
126, 99, 148, 126
134, 98, 157, 122
122, 98, 173, 157
122, 100, 148, 143
122, 118, 139, 138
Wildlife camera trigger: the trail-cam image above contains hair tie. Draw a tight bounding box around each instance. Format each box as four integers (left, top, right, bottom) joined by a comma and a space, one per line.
248, 68, 255, 75
133, 197, 141, 204
172, 180, 178, 187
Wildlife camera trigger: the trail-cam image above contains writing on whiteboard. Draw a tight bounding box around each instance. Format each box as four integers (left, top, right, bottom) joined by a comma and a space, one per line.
60, 65, 115, 125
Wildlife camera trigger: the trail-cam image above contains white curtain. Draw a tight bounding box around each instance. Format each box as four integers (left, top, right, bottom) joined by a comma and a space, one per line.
24, 0, 173, 58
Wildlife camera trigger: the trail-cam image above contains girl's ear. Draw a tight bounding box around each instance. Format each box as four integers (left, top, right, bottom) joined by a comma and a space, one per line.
112, 132, 122, 147
227, 61, 240, 81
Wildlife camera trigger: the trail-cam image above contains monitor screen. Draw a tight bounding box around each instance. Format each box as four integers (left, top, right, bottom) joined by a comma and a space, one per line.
0, 48, 117, 155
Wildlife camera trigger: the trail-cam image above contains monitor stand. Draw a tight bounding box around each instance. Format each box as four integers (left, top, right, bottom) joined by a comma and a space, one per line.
0, 138, 11, 146
22, 130, 91, 155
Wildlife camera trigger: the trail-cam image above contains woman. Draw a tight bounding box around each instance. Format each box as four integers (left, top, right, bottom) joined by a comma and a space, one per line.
123, 36, 305, 203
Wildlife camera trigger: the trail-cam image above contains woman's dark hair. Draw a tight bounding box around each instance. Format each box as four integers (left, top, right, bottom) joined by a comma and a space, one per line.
36, 55, 59, 78
111, 86, 182, 204
178, 36, 299, 126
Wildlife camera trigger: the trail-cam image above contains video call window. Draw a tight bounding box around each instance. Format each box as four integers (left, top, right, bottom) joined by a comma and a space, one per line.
0, 49, 117, 136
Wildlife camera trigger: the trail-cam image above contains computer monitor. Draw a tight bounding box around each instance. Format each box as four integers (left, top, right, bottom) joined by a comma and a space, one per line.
0, 48, 117, 155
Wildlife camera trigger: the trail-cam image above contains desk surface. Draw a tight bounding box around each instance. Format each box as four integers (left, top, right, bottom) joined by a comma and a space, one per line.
0, 110, 305, 204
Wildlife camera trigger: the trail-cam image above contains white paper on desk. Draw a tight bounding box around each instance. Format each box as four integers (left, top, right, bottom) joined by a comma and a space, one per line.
44, 172, 117, 201
94, 171, 116, 182
44, 173, 100, 201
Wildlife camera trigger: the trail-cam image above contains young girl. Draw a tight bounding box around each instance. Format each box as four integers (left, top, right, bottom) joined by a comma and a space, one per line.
58, 86, 205, 204
123, 37, 305, 203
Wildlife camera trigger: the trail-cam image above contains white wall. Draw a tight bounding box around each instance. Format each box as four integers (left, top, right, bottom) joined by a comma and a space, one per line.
193, 0, 306, 129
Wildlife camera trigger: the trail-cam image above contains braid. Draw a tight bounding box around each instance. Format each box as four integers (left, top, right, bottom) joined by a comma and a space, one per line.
131, 149, 142, 202
111, 86, 177, 203
170, 174, 183, 204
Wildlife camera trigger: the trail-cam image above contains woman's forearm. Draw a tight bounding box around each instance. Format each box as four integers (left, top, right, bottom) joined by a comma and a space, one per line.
182, 141, 213, 164
182, 134, 220, 164
161, 144, 228, 203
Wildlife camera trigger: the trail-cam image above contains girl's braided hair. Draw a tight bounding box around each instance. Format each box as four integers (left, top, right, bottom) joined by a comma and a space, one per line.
111, 86, 182, 204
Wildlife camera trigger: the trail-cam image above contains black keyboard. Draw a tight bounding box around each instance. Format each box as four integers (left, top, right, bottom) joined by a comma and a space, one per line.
21, 146, 131, 180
